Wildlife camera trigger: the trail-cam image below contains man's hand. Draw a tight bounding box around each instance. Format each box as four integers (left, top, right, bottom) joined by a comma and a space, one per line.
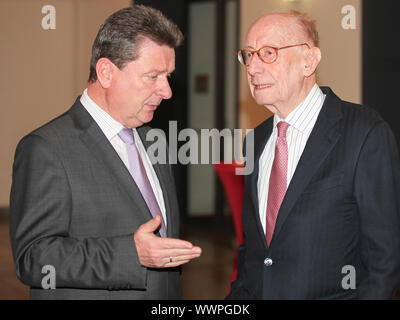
134, 215, 202, 268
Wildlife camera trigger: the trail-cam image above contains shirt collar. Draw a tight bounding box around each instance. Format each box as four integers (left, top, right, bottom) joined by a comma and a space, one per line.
80, 88, 125, 140
273, 84, 325, 134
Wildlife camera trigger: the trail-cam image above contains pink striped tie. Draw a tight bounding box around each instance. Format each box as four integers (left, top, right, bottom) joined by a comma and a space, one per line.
266, 121, 290, 246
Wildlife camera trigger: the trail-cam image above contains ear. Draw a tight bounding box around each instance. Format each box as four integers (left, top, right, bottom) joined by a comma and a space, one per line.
303, 47, 321, 77
95, 58, 115, 88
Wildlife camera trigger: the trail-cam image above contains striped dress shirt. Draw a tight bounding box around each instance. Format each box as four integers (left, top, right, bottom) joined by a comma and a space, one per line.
257, 84, 326, 232
80, 89, 167, 226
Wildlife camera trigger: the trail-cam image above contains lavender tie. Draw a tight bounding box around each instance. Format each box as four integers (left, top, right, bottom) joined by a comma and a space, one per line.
118, 128, 167, 237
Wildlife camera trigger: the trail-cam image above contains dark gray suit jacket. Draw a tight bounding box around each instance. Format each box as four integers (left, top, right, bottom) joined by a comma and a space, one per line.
10, 98, 182, 299
227, 87, 400, 299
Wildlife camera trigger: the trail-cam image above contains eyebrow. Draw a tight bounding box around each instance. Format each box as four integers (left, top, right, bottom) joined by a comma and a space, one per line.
145, 69, 175, 75
244, 43, 280, 50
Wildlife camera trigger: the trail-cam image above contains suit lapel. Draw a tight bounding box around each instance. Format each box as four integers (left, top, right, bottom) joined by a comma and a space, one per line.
271, 87, 343, 243
250, 117, 274, 248
69, 100, 153, 226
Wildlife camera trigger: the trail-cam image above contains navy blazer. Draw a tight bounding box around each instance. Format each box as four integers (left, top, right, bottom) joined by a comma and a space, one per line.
227, 87, 400, 299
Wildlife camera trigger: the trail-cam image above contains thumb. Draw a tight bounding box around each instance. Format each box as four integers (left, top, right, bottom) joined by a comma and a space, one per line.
140, 215, 162, 233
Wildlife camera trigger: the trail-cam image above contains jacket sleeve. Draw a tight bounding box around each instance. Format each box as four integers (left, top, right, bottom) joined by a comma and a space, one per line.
225, 241, 249, 299
226, 134, 252, 300
354, 121, 400, 299
9, 134, 147, 290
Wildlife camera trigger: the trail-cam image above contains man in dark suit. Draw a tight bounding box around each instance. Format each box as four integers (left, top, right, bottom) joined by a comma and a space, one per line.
9, 5, 201, 299
227, 11, 400, 299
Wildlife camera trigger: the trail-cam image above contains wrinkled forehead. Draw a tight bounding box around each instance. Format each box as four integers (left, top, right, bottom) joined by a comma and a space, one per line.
245, 13, 305, 49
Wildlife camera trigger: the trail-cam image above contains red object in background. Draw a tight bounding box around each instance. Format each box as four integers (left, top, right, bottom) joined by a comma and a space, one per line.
214, 162, 245, 285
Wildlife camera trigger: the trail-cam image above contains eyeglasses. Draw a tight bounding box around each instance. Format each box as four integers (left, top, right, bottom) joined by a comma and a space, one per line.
237, 43, 310, 66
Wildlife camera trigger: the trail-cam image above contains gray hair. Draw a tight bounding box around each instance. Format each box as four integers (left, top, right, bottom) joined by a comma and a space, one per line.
88, 5, 183, 83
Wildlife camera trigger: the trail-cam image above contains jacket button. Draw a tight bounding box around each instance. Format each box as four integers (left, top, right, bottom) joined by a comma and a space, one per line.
264, 258, 273, 267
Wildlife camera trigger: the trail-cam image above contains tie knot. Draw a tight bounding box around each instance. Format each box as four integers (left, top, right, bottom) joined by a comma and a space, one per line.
277, 121, 290, 138
118, 128, 135, 144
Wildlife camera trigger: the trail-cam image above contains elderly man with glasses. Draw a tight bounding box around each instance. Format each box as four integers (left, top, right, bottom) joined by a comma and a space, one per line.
227, 11, 400, 300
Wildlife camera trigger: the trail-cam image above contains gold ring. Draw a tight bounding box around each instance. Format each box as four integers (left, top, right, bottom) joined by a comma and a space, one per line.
169, 256, 173, 263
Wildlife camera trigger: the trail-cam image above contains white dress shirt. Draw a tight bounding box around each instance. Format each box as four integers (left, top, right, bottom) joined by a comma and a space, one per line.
80, 89, 167, 226
258, 84, 326, 232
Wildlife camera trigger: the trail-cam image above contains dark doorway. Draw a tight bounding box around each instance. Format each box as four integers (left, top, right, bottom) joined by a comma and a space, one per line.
363, 0, 400, 148
134, 0, 239, 220
134, 0, 190, 217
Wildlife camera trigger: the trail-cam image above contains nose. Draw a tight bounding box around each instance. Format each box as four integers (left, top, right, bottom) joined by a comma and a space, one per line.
158, 76, 173, 100
247, 53, 265, 77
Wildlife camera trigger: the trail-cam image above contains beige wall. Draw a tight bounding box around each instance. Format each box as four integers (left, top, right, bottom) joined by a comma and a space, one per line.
239, 0, 362, 130
0, 0, 363, 207
0, 0, 131, 207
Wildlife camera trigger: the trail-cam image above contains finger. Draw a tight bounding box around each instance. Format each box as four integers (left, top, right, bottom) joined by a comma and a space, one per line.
158, 237, 196, 249
192, 246, 202, 255
161, 248, 202, 258
165, 252, 202, 267
172, 255, 201, 265
144, 250, 201, 268
163, 253, 201, 266
139, 216, 162, 233
165, 259, 191, 268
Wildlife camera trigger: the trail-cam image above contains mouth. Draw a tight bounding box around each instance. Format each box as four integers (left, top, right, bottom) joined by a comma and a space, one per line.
253, 83, 273, 90
145, 104, 160, 111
